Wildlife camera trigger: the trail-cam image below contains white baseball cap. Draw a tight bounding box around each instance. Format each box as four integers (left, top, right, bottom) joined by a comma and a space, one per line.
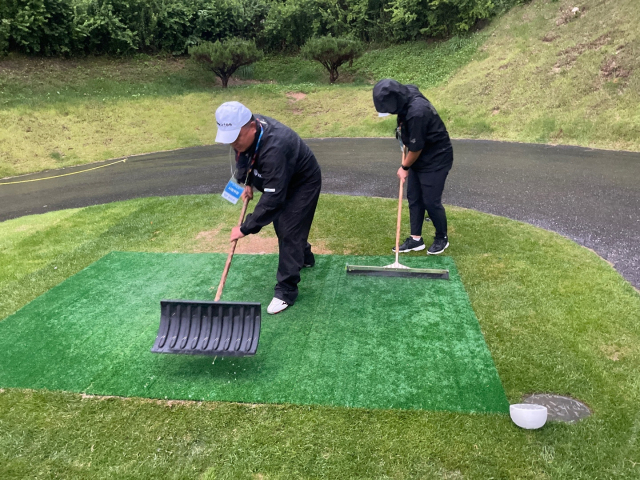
215, 101, 253, 144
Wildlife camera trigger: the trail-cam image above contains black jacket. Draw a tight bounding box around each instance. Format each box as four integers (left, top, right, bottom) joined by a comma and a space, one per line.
234, 115, 321, 235
373, 79, 453, 172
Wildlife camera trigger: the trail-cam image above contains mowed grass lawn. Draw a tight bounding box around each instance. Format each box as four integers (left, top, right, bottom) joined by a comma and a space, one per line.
1, 194, 639, 478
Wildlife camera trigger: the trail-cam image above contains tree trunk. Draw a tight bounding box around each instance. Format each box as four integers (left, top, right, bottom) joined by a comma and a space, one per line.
330, 67, 339, 84
221, 75, 230, 88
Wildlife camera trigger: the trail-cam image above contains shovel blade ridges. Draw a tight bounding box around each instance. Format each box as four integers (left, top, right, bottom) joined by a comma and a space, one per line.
152, 300, 261, 357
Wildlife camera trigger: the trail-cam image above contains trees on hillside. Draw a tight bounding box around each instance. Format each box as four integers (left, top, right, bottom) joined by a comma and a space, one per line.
189, 38, 263, 88
0, 0, 521, 57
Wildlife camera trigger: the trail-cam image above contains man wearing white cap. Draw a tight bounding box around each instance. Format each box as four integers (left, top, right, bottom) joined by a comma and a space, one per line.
215, 101, 322, 314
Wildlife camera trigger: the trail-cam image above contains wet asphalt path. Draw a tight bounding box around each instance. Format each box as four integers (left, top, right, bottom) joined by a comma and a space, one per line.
1, 139, 639, 288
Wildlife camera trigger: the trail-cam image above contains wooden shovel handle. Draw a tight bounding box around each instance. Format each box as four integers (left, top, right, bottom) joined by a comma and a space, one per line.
215, 196, 250, 301
395, 148, 405, 265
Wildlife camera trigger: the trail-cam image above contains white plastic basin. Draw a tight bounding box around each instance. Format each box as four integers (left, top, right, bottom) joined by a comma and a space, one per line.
509, 403, 548, 429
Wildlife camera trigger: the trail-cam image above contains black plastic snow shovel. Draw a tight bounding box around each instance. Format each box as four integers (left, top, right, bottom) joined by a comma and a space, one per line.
151, 197, 261, 357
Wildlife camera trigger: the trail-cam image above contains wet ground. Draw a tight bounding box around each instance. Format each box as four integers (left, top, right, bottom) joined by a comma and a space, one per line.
1, 139, 639, 288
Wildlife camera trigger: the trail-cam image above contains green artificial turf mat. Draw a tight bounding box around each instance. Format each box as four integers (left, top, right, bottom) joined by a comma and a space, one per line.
0, 252, 508, 413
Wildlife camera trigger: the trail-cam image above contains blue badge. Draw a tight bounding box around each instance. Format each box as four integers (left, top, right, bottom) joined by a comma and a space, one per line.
221, 177, 243, 205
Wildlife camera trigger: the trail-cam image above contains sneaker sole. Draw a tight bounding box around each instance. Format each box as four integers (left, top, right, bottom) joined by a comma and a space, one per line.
427, 242, 449, 255
267, 306, 288, 315
392, 244, 426, 253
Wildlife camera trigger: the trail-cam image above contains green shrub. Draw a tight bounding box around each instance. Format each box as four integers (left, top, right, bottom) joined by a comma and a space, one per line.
0, 0, 529, 56
140, 0, 195, 55
0, 19, 10, 56
71, 0, 270, 55
189, 0, 269, 51
189, 38, 263, 87
73, 0, 137, 54
261, 0, 350, 51
2, 0, 78, 55
301, 36, 364, 83
386, 0, 497, 40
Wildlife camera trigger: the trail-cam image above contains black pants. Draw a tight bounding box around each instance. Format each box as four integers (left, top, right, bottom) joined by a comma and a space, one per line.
406, 164, 451, 239
272, 171, 322, 305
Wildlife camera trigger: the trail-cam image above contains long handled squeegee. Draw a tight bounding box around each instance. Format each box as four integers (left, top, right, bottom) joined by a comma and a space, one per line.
346, 146, 449, 280
152, 197, 261, 356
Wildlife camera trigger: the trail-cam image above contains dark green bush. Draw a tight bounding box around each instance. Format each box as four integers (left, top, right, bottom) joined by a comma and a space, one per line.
187, 0, 269, 51
301, 36, 364, 83
0, 0, 529, 56
0, 19, 10, 56
261, 0, 349, 51
74, 0, 138, 54
189, 38, 263, 87
2, 0, 77, 55
385, 0, 497, 40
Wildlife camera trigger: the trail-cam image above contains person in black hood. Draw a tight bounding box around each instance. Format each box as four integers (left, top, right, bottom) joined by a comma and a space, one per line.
373, 79, 453, 255
215, 101, 322, 315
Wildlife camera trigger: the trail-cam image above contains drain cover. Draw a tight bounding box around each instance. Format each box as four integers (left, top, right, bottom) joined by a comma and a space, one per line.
523, 394, 591, 423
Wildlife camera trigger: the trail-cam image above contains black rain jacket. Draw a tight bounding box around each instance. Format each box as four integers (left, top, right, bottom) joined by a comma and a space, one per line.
234, 115, 321, 235
373, 79, 453, 172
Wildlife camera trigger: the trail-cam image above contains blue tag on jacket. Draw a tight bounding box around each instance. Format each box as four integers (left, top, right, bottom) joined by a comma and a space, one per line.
222, 176, 243, 204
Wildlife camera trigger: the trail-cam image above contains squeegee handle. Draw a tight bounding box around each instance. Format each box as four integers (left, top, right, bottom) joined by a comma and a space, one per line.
395, 149, 406, 265
215, 196, 250, 302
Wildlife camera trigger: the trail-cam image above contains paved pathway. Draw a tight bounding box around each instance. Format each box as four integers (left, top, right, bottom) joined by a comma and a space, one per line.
1, 139, 638, 288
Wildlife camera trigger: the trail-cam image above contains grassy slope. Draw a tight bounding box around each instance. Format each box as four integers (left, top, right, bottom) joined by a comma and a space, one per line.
1, 195, 639, 478
0, 34, 486, 177
3, 0, 638, 178
428, 0, 640, 148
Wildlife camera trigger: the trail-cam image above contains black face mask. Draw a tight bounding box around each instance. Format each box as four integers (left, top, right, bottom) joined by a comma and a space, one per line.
373, 79, 409, 115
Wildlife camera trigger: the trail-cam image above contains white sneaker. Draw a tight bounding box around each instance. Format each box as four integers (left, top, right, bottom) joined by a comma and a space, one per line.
267, 297, 289, 315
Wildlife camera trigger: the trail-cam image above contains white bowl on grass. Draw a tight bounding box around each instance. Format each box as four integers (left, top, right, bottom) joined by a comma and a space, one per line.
510, 404, 548, 429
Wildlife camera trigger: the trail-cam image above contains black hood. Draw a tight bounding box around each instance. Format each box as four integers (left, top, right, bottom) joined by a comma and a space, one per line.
373, 79, 410, 115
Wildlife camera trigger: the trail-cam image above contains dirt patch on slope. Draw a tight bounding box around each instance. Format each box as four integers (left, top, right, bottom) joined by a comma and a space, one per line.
286, 92, 307, 115
307, 240, 332, 254
194, 226, 223, 248
195, 225, 332, 255
600, 51, 632, 80
552, 33, 612, 72
286, 92, 307, 102
555, 5, 585, 26
599, 344, 629, 362
236, 235, 279, 254
561, 33, 611, 57
195, 226, 278, 254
